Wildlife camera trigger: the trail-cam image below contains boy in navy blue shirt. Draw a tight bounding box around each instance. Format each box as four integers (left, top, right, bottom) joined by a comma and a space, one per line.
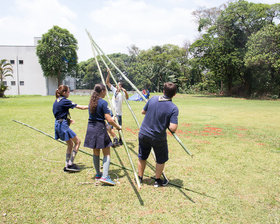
138, 82, 178, 187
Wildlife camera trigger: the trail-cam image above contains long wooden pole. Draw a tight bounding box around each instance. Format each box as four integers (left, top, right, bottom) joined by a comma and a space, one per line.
87, 33, 141, 189
89, 38, 169, 181
87, 31, 193, 157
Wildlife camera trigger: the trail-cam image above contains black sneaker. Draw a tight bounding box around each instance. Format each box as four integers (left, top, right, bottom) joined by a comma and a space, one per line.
65, 164, 80, 172
138, 176, 143, 184
135, 176, 143, 185
154, 178, 169, 187
112, 137, 120, 148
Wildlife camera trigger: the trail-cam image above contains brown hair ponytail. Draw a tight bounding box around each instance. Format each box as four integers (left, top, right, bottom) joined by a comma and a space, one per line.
55, 85, 69, 98
89, 83, 106, 114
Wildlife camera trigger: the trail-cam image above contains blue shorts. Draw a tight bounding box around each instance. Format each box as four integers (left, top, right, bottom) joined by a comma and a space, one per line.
138, 133, 168, 164
55, 119, 76, 141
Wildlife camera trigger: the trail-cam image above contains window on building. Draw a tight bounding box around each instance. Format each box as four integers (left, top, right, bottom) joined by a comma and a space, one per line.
20, 81, 24, 86
19, 60, 24, 64
11, 81, 16, 86
3, 81, 7, 86
10, 60, 15, 64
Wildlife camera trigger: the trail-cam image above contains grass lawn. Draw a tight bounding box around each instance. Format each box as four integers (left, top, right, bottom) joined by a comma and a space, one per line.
0, 94, 280, 223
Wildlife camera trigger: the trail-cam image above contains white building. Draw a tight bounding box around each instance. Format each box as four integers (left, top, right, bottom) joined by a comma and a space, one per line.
0, 37, 75, 96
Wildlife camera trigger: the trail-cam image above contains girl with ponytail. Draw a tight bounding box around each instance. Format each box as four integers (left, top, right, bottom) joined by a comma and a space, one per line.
53, 85, 88, 172
84, 83, 121, 186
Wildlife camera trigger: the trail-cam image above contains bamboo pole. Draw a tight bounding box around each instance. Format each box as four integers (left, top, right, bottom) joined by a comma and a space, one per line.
89, 40, 169, 181
86, 30, 193, 157
12, 120, 93, 157
12, 120, 207, 197
88, 36, 141, 189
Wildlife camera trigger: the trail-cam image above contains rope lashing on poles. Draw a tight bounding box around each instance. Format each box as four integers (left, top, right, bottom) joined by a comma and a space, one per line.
87, 32, 141, 189
87, 32, 169, 182
85, 30, 193, 157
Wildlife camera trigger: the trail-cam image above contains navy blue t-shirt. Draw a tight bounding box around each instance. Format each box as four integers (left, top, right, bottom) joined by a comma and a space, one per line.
53, 97, 77, 120
88, 98, 110, 123
139, 96, 179, 140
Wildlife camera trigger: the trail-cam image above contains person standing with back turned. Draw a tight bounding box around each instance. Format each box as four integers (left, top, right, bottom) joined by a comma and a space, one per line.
138, 82, 179, 187
84, 83, 122, 186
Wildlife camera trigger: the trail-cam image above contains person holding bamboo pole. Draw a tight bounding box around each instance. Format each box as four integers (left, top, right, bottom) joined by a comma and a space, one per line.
84, 83, 122, 186
138, 82, 179, 187
53, 85, 88, 172
106, 69, 129, 145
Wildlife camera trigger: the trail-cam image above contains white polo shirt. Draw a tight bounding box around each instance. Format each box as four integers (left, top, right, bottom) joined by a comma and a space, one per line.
110, 85, 124, 116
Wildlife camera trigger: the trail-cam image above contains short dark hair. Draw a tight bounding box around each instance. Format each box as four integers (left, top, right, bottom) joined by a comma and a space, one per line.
163, 82, 177, 98
118, 82, 123, 87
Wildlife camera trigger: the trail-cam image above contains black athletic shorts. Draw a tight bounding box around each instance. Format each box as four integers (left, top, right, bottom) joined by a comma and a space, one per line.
138, 133, 168, 164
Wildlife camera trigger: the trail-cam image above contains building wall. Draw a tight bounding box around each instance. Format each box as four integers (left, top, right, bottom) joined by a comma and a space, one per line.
0, 40, 76, 96
0, 45, 58, 96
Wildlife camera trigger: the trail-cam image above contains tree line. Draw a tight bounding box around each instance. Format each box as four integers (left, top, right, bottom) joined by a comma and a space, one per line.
36, 0, 280, 98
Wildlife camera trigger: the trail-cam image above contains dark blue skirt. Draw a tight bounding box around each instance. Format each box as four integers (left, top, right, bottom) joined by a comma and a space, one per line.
54, 119, 76, 141
84, 120, 112, 149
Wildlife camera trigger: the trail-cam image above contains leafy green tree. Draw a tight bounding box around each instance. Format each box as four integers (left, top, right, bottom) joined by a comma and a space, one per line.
190, 0, 280, 96
192, 5, 225, 32
36, 26, 78, 85
78, 53, 131, 90
77, 59, 99, 89
130, 44, 188, 92
245, 24, 280, 97
0, 59, 13, 97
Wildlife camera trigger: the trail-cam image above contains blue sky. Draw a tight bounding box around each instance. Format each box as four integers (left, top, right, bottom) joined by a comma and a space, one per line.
0, 0, 278, 62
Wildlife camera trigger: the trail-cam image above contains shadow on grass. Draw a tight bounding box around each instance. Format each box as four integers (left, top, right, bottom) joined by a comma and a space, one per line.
62, 163, 91, 174
168, 178, 215, 200
76, 164, 91, 171
126, 142, 215, 202
113, 147, 144, 206
111, 140, 215, 203
142, 177, 195, 203
126, 142, 155, 172
125, 142, 215, 202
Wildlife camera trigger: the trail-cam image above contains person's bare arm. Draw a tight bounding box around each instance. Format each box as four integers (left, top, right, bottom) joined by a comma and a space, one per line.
169, 123, 178, 133
141, 109, 146, 115
121, 88, 129, 99
105, 113, 121, 130
76, 105, 88, 110
106, 70, 112, 89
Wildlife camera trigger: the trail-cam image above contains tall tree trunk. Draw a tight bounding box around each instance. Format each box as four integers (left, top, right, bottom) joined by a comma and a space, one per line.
243, 68, 252, 97
227, 73, 232, 96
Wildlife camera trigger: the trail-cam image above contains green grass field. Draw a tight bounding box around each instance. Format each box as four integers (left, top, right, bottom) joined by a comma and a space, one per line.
1, 94, 280, 223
